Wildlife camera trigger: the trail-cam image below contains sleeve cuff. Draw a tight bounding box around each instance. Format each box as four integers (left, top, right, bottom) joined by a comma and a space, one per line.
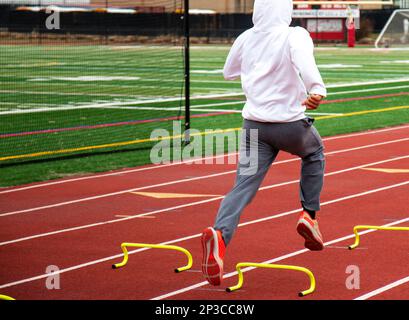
309, 86, 327, 98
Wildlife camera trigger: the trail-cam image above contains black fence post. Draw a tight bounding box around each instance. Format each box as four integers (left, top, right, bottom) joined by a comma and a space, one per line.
183, 0, 190, 145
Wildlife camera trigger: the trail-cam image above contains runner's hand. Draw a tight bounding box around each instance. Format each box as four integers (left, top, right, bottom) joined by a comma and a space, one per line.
302, 94, 324, 110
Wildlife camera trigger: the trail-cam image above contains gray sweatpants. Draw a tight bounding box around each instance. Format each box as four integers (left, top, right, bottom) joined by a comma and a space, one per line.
214, 117, 325, 246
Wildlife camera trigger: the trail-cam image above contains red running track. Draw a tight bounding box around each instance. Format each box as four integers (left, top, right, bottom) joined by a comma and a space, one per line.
0, 124, 408, 300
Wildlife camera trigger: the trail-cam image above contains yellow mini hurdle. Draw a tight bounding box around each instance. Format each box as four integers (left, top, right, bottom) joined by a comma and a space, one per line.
226, 262, 316, 297
348, 225, 409, 250
0, 294, 15, 300
112, 243, 193, 273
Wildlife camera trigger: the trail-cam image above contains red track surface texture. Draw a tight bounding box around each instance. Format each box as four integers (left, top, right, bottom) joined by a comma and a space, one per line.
0, 125, 408, 300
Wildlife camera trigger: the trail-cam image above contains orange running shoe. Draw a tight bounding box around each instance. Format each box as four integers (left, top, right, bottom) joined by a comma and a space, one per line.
297, 211, 324, 251
201, 227, 226, 286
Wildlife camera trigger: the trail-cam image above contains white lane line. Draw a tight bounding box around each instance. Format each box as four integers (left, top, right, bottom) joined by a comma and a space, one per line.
187, 101, 245, 109
3, 136, 409, 218
98, 104, 342, 116
114, 215, 156, 219
0, 180, 408, 291
328, 85, 409, 96
96, 101, 246, 112
83, 81, 409, 113
0, 89, 147, 98
326, 78, 409, 88
193, 109, 341, 116
0, 92, 245, 115
41, 81, 409, 113
192, 108, 240, 113
8, 85, 409, 115
1, 137, 408, 218
152, 213, 409, 300
323, 125, 409, 142
3, 78, 409, 115
354, 276, 409, 300
1, 125, 408, 195
0, 152, 238, 194
1, 154, 408, 247
0, 170, 234, 218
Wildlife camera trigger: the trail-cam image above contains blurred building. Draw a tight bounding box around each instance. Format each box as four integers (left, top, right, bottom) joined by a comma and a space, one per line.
0, 0, 402, 10
189, 0, 254, 13
397, 0, 409, 8
188, 0, 398, 13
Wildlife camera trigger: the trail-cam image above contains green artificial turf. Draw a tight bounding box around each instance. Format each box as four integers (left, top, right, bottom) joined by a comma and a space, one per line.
0, 45, 408, 187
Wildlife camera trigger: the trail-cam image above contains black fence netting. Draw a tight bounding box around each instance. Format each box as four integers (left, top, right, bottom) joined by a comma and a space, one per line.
0, 0, 188, 166
0, 1, 396, 168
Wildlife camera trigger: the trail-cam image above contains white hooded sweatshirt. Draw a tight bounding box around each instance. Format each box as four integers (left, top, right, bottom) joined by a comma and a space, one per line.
223, 0, 327, 123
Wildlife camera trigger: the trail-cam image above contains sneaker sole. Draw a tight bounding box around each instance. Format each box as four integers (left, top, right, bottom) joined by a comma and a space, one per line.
297, 221, 324, 251
201, 228, 223, 286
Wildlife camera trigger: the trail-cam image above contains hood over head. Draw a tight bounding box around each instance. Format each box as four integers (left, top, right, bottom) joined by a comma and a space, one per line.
252, 0, 293, 31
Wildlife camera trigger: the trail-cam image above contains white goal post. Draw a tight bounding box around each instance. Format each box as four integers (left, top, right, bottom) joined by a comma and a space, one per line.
375, 9, 409, 48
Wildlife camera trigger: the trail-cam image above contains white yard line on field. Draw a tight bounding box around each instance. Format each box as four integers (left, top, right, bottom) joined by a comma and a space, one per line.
328, 85, 409, 96
1, 78, 409, 115
326, 77, 409, 88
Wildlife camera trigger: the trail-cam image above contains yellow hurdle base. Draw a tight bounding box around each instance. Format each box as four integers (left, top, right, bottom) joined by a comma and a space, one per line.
0, 294, 15, 300
226, 262, 316, 297
348, 225, 409, 250
112, 243, 193, 273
